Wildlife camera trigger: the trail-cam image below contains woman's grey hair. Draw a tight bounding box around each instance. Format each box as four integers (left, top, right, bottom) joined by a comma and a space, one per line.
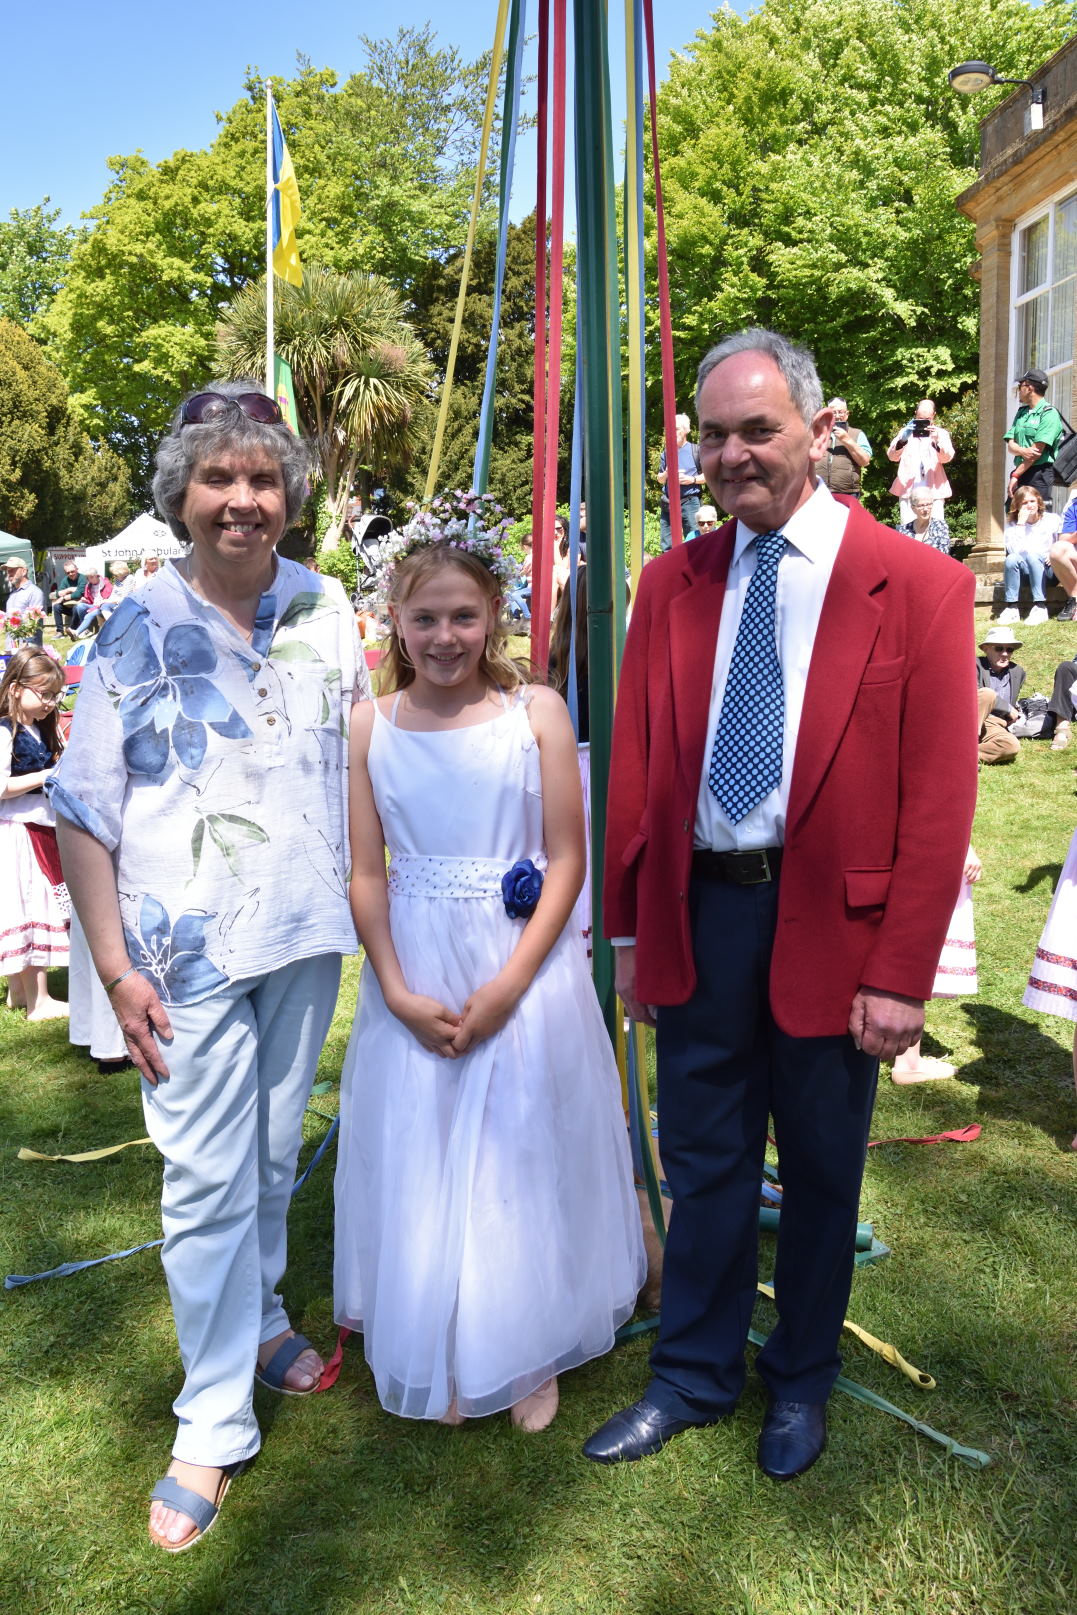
696, 329, 823, 426
152, 378, 312, 543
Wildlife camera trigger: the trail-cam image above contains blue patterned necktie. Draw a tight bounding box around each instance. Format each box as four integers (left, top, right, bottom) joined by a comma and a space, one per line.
708, 529, 787, 823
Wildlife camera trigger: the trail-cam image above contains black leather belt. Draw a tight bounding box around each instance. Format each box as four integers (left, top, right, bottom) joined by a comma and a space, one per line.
692, 847, 783, 885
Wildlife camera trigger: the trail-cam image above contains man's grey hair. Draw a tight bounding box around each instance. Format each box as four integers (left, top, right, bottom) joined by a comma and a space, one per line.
674, 412, 691, 432
153, 378, 312, 544
827, 396, 847, 411
696, 329, 824, 426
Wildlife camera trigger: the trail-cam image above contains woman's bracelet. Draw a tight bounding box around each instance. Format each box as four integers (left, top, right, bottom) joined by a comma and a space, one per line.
103, 965, 138, 995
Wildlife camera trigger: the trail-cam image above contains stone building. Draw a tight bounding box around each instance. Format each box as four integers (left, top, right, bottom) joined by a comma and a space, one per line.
956, 37, 1077, 576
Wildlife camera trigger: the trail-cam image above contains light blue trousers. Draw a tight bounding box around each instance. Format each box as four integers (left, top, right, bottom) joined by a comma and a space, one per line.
141, 953, 342, 1465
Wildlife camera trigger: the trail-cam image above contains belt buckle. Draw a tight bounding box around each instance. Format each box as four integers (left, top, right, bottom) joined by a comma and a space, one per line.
742, 849, 773, 884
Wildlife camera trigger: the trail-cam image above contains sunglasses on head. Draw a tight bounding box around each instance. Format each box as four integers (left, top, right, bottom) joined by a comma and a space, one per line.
180, 392, 283, 427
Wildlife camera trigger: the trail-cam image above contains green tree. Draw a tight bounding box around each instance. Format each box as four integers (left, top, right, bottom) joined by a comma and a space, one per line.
218, 267, 433, 536
0, 200, 77, 326
409, 215, 573, 519
41, 32, 498, 503
647, 0, 1073, 504
0, 319, 132, 545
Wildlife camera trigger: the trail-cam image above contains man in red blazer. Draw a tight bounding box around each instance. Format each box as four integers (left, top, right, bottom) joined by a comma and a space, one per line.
584, 329, 978, 1480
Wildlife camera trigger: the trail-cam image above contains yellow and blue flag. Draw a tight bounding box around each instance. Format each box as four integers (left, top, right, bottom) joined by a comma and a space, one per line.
271, 103, 302, 286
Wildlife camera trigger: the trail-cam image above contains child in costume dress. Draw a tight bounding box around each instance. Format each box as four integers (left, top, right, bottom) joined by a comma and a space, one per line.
1023, 833, 1077, 1149
333, 501, 646, 1430
892, 845, 981, 1083
0, 647, 69, 1018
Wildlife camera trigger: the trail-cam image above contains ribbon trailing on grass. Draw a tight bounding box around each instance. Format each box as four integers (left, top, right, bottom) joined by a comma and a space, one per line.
5, 1113, 338, 1289
17, 1137, 152, 1163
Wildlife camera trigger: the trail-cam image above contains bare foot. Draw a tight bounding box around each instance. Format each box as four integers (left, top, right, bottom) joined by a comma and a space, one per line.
26, 999, 69, 1022
891, 1057, 956, 1084
6, 990, 26, 1011
257, 1329, 322, 1392
1070, 1133, 1076, 1152
438, 1400, 467, 1426
510, 1377, 559, 1432
148, 1460, 229, 1551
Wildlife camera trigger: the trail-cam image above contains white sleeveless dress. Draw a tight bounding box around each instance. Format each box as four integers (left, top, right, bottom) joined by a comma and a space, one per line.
333, 691, 646, 1419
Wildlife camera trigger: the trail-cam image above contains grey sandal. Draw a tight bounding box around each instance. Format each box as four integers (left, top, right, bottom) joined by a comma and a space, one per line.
148, 1461, 244, 1553
254, 1331, 322, 1396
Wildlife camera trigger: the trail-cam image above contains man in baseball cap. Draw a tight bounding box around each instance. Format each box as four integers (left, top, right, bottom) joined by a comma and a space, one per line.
976, 624, 1026, 765
3, 556, 45, 643
1005, 368, 1065, 506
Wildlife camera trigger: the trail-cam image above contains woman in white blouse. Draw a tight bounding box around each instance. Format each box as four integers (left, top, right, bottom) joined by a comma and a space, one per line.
998, 486, 1060, 626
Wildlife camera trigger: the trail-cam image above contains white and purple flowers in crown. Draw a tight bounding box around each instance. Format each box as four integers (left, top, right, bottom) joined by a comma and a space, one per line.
376, 491, 523, 601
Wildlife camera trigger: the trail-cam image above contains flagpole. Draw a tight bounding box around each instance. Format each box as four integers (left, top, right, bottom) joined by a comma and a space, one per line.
265, 81, 275, 399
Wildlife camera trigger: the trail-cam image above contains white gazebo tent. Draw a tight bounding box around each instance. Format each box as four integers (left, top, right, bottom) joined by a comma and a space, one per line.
98, 513, 185, 561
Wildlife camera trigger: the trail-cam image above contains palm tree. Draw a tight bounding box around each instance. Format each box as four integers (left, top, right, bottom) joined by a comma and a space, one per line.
217, 267, 433, 542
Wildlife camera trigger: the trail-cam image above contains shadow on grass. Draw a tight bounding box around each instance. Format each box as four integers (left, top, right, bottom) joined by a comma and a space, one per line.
957, 1001, 1075, 1149
1014, 862, 1063, 895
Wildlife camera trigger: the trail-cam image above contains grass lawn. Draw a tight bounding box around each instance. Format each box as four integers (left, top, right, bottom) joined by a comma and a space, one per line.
1, 610, 1075, 1614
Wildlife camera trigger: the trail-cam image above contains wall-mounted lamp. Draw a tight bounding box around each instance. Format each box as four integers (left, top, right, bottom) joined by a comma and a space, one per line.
948, 60, 1045, 132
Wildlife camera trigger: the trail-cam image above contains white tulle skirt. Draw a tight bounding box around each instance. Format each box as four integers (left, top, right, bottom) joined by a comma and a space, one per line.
333, 882, 646, 1420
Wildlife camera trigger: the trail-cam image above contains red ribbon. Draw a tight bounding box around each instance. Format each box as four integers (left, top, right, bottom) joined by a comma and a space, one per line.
868, 1124, 982, 1148
315, 1325, 352, 1392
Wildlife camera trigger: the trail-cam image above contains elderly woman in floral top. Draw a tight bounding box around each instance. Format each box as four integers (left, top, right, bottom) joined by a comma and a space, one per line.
51, 381, 370, 1553
898, 487, 951, 554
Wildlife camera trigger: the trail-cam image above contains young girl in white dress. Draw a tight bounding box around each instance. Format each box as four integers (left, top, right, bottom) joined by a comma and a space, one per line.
1023, 831, 1077, 1150
333, 507, 646, 1430
891, 845, 981, 1082
0, 647, 69, 1018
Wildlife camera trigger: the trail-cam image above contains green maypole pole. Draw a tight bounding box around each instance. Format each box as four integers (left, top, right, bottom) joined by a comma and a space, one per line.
574, 0, 625, 1031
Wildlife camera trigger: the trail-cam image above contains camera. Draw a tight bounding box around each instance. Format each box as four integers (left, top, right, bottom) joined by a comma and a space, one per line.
911, 420, 932, 438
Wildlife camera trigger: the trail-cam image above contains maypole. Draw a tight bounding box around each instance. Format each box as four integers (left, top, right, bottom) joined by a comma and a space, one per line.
574, 0, 626, 1029
265, 82, 275, 399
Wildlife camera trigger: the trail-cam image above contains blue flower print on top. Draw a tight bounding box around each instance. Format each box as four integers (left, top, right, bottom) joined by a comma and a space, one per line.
106, 619, 253, 779
123, 896, 229, 1005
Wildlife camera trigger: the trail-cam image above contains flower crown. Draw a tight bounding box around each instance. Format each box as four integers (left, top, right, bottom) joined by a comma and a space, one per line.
376, 491, 522, 601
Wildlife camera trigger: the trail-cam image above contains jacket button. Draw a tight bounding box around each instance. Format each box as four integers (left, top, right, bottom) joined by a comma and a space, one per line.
257, 687, 268, 697
679, 890, 684, 901
682, 818, 690, 832
266, 716, 276, 727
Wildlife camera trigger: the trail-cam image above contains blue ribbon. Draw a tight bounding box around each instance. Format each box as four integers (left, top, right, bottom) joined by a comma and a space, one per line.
5, 1112, 340, 1290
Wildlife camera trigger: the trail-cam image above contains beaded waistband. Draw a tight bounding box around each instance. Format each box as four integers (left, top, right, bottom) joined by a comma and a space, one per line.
388, 854, 523, 899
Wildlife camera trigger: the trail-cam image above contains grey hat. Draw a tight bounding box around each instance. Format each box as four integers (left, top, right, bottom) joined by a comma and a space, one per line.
980, 625, 1022, 649
1017, 367, 1048, 391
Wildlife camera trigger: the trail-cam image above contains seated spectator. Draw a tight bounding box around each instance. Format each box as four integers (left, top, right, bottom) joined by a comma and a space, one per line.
69, 559, 113, 637
688, 504, 720, 540
1039, 655, 1077, 751
1047, 490, 1077, 621
999, 486, 1060, 626
977, 626, 1025, 765
134, 552, 161, 588
898, 487, 951, 553
97, 562, 136, 623
50, 559, 88, 635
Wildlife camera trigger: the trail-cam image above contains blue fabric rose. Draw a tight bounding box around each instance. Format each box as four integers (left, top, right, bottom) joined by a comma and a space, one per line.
502, 858, 544, 920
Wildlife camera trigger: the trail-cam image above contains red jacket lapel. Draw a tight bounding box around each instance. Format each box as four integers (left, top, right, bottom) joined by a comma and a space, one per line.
786, 505, 889, 835
668, 527, 734, 797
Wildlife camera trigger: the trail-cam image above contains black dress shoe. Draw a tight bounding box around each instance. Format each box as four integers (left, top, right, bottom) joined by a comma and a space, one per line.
757, 1400, 827, 1480
583, 1397, 720, 1464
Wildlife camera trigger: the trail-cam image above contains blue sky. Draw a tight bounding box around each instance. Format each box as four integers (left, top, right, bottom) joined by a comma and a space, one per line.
4, 0, 724, 231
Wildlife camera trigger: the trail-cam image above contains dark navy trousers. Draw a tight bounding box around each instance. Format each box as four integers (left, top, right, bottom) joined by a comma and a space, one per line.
647, 872, 878, 1418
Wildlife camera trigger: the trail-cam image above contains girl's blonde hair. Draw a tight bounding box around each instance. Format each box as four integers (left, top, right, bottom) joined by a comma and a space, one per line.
0, 648, 65, 758
380, 544, 527, 696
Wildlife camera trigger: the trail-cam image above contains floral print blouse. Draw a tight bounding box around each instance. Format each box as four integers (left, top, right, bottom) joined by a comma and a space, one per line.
49, 557, 369, 1005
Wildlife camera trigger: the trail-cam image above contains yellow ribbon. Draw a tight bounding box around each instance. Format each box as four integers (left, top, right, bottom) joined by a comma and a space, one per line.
18, 1137, 153, 1164
756, 1282, 936, 1391
423, 0, 510, 500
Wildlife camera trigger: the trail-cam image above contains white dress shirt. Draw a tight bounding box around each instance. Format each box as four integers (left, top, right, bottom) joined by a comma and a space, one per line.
694, 481, 849, 852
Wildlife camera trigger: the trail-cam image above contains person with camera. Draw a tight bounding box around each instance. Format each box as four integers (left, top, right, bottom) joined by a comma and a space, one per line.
657, 414, 705, 549
887, 400, 955, 524
815, 398, 871, 499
